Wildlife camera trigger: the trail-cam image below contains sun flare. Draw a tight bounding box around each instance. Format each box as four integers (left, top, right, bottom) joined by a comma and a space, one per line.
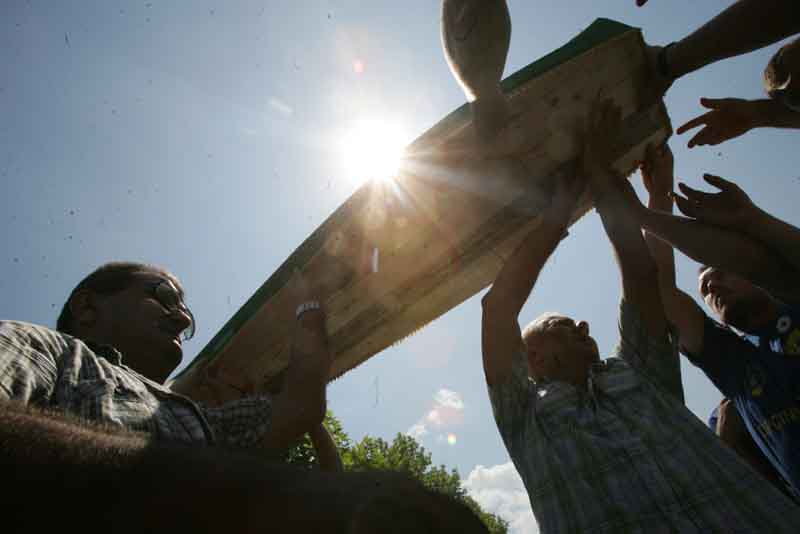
339, 119, 410, 185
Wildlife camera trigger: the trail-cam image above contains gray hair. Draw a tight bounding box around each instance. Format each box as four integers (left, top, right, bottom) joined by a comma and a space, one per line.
521, 312, 564, 345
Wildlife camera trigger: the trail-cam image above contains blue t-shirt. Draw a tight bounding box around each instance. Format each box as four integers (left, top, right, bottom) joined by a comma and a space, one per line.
687, 306, 800, 499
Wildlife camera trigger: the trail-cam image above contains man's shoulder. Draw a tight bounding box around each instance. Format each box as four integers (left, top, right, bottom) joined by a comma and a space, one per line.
0, 320, 73, 355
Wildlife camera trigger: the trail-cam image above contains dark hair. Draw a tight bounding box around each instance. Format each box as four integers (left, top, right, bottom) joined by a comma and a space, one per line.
56, 261, 183, 336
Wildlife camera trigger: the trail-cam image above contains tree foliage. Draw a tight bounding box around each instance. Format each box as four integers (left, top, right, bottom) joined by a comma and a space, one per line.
286, 412, 508, 534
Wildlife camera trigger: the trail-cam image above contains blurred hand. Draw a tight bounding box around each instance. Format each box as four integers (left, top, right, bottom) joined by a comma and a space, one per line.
643, 45, 674, 104
640, 143, 674, 197
542, 166, 587, 225
583, 98, 623, 199
676, 97, 761, 148
674, 174, 756, 228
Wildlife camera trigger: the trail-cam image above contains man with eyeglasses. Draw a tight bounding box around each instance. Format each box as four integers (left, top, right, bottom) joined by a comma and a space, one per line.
1, 262, 490, 533
0, 261, 332, 452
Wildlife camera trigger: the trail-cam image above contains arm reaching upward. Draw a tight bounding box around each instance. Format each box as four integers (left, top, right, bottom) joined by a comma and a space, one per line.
674, 174, 800, 295
264, 270, 332, 452
639, 144, 706, 355
584, 100, 667, 338
481, 169, 585, 386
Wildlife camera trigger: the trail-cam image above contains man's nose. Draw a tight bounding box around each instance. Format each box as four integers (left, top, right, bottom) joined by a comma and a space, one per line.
169, 307, 193, 333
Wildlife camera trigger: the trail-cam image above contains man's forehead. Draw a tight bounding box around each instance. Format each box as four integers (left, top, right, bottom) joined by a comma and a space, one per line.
132, 271, 182, 291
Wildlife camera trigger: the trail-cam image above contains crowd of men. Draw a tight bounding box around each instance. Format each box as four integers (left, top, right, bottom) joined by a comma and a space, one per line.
2, 1, 800, 533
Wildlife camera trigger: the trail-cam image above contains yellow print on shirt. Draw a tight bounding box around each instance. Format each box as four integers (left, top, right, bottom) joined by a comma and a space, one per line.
758, 406, 800, 436
785, 329, 800, 356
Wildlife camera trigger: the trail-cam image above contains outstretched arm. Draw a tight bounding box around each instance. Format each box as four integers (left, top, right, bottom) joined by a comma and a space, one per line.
665, 0, 799, 80
264, 271, 332, 452
639, 144, 706, 355
481, 170, 585, 386
668, 174, 800, 303
585, 101, 667, 338
676, 98, 800, 148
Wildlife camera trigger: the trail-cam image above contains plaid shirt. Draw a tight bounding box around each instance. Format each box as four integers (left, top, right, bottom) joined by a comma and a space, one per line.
0, 321, 271, 449
489, 301, 800, 534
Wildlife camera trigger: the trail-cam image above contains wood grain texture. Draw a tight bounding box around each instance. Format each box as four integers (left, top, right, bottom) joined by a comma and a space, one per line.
171, 19, 672, 405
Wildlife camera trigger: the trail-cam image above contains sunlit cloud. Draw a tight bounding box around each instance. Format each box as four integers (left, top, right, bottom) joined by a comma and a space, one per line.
463, 463, 538, 534
406, 388, 465, 442
268, 97, 293, 116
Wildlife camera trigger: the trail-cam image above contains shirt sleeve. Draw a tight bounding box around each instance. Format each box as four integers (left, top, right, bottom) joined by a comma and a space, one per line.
0, 321, 62, 404
200, 395, 273, 450
487, 346, 534, 448
614, 299, 684, 403
682, 315, 753, 398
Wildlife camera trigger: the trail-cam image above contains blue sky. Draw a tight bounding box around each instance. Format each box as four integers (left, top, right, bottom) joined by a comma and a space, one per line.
2, 1, 798, 532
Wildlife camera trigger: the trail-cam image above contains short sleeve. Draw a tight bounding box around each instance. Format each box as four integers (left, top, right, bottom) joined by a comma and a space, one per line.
0, 321, 63, 404
487, 347, 534, 447
614, 299, 684, 402
683, 316, 753, 398
201, 395, 273, 450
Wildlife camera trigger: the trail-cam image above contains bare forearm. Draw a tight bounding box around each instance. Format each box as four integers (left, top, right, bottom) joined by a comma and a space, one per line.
266, 315, 331, 451
309, 423, 344, 472
749, 99, 800, 130
746, 207, 800, 277
483, 216, 567, 317
639, 208, 796, 297
669, 0, 800, 79
645, 194, 677, 291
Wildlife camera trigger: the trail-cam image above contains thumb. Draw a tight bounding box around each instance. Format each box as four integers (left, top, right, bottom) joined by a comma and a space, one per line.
702, 173, 734, 192
673, 193, 698, 219
700, 97, 736, 109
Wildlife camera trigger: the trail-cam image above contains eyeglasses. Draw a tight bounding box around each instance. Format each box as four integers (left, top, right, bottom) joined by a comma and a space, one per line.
150, 279, 196, 341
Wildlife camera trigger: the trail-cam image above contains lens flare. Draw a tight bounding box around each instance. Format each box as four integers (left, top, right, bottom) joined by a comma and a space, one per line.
447, 433, 457, 446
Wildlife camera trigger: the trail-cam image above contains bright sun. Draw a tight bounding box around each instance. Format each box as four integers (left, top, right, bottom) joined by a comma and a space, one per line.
339, 119, 410, 185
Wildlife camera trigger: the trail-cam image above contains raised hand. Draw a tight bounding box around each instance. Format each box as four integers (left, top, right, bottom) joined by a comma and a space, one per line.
676, 97, 762, 148
640, 143, 674, 197
674, 174, 756, 228
542, 166, 587, 226
583, 98, 623, 199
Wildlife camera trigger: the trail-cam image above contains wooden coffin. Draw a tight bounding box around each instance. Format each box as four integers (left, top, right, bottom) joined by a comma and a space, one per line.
171, 18, 672, 404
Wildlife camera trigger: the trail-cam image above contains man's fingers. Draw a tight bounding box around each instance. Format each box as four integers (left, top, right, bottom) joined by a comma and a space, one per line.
678, 182, 715, 202
673, 193, 698, 218
702, 173, 734, 192
700, 97, 737, 109
676, 112, 711, 135
686, 127, 711, 148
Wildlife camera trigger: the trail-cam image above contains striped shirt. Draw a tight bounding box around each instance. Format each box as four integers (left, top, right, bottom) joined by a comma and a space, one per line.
0, 320, 271, 449
488, 301, 800, 533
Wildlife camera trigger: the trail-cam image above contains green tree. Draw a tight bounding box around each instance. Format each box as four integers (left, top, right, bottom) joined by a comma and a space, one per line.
286, 413, 509, 534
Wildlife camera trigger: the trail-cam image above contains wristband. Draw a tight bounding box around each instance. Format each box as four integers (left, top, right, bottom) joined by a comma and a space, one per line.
657, 42, 676, 79
296, 301, 322, 320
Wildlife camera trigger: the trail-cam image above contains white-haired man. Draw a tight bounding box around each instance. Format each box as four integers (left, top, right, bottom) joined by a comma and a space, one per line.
481, 100, 800, 533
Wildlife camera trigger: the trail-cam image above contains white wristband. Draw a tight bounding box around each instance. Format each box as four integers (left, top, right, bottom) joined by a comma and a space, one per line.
295, 301, 321, 319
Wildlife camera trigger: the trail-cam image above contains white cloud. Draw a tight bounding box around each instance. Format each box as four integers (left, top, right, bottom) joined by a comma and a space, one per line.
407, 423, 428, 440
406, 388, 465, 441
463, 462, 539, 534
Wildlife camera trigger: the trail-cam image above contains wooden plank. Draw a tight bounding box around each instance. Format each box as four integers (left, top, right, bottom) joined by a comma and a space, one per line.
170, 18, 672, 404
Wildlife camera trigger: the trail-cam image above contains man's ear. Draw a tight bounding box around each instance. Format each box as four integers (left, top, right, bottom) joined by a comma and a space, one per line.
69, 289, 97, 328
